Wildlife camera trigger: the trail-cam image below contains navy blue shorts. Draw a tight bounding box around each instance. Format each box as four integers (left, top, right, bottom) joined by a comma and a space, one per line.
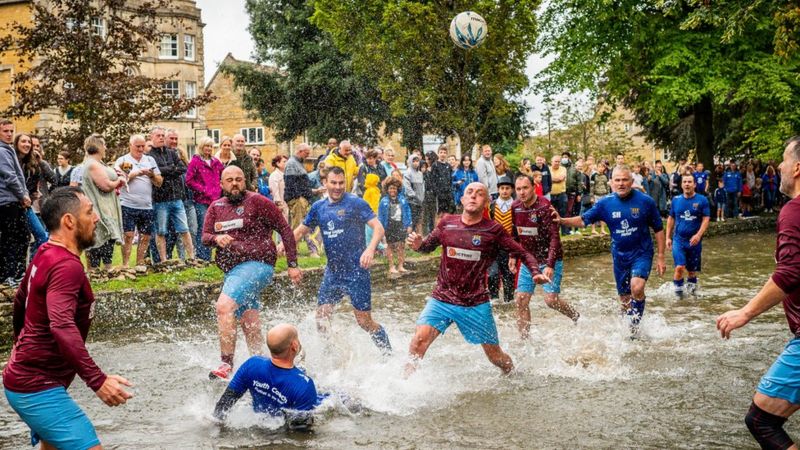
121, 206, 154, 234
318, 268, 372, 311
612, 250, 653, 295
672, 238, 702, 272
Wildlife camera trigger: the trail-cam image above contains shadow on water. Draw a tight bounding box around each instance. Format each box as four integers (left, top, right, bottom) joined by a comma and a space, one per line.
0, 231, 787, 448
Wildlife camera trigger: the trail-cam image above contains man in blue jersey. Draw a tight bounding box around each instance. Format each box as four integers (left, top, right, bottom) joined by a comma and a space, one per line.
212, 323, 321, 429
558, 165, 666, 334
666, 174, 711, 298
294, 166, 392, 353
693, 162, 710, 196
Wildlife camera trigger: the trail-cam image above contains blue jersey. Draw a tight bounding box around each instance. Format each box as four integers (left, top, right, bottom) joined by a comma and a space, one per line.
228, 356, 319, 416
693, 170, 710, 194
582, 190, 663, 257
669, 194, 710, 240
304, 193, 375, 272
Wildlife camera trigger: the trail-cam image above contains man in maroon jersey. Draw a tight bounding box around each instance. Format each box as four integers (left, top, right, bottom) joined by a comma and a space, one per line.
3, 186, 133, 450
717, 136, 800, 450
405, 182, 548, 375
203, 166, 302, 380
510, 175, 580, 339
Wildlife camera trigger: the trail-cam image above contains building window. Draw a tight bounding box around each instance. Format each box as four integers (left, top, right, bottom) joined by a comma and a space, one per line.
185, 81, 196, 118
208, 129, 221, 144
624, 121, 632, 133
184, 35, 195, 61
91, 17, 106, 37
162, 80, 179, 98
597, 123, 606, 133
240, 127, 264, 145
159, 34, 178, 59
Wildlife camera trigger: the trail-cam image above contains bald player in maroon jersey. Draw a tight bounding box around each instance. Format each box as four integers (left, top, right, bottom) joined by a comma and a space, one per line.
405, 182, 548, 376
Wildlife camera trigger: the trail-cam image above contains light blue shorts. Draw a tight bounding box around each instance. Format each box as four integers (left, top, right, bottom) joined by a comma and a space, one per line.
757, 337, 800, 405
4, 386, 100, 449
416, 298, 499, 345
222, 261, 275, 318
516, 260, 563, 295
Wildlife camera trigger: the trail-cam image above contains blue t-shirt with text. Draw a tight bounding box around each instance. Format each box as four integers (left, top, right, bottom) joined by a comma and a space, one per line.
228, 356, 319, 416
693, 170, 710, 194
304, 193, 375, 272
582, 190, 663, 257
669, 194, 710, 240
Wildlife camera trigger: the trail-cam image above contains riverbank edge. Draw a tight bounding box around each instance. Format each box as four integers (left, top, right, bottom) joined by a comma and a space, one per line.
0, 215, 776, 353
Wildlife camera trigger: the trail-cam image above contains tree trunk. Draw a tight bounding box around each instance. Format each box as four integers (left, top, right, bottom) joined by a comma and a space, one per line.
693, 96, 714, 170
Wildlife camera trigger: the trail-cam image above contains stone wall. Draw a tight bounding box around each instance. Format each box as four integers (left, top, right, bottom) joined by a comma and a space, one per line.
0, 216, 777, 354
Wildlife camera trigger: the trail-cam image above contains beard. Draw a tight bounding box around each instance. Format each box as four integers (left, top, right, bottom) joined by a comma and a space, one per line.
779, 174, 794, 197
224, 189, 245, 205
76, 223, 96, 252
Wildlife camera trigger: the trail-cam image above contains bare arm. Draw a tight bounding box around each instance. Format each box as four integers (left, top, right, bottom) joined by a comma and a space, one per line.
293, 224, 311, 243
88, 161, 121, 192
559, 215, 586, 228
665, 216, 674, 245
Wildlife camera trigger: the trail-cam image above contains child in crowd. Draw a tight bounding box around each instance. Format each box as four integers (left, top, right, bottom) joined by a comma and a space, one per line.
488, 176, 516, 302
533, 170, 544, 197
378, 177, 412, 274
713, 179, 726, 222
752, 178, 763, 214
740, 182, 753, 217
362, 173, 385, 253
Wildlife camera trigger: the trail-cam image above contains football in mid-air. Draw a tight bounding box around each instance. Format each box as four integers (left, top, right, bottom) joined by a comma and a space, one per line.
449, 11, 487, 50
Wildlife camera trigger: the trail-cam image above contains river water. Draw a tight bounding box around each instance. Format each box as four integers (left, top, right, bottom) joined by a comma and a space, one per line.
0, 231, 789, 449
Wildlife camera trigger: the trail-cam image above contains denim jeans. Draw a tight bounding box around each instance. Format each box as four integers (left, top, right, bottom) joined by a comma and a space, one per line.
551, 193, 568, 234
26, 208, 48, 257
193, 202, 211, 261
725, 192, 739, 218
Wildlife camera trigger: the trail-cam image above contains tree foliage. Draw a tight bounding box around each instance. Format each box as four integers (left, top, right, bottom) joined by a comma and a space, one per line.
312, 0, 537, 153
537, 0, 800, 166
222, 0, 392, 145
0, 0, 211, 159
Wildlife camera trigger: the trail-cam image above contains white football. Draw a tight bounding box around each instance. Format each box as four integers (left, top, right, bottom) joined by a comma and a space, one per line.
449, 11, 488, 50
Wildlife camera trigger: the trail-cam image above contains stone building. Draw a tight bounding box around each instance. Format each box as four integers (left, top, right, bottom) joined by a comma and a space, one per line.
0, 0, 206, 152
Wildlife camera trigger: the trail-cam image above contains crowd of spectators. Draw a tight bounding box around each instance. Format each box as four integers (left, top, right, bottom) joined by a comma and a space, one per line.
0, 118, 787, 287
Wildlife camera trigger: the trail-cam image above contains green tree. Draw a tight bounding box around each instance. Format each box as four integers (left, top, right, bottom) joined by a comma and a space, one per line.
222, 0, 392, 145
0, 0, 211, 158
537, 0, 800, 167
312, 0, 538, 153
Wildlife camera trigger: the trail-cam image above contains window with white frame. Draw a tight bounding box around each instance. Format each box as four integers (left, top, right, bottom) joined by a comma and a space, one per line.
185, 81, 197, 118
91, 17, 106, 37
208, 129, 221, 144
624, 121, 632, 133
240, 127, 264, 145
184, 35, 195, 61
162, 80, 179, 98
159, 34, 178, 59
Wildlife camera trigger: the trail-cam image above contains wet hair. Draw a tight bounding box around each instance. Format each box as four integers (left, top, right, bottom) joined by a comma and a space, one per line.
382, 176, 402, 192
41, 186, 84, 232
328, 166, 345, 177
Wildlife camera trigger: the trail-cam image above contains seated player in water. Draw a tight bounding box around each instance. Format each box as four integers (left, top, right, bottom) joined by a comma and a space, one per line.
212, 323, 323, 430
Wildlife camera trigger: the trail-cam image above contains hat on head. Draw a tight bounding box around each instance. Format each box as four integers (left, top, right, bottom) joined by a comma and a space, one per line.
497, 174, 514, 187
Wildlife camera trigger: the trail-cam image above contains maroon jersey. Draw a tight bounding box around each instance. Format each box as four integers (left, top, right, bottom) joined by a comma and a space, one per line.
774, 196, 800, 335
3, 243, 106, 393
418, 214, 541, 306
202, 191, 298, 272
511, 196, 563, 268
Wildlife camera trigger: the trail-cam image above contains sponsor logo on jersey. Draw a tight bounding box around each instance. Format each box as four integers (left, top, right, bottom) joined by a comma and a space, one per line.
472, 234, 482, 246
447, 247, 481, 261
680, 210, 695, 221
518, 226, 538, 236
214, 219, 244, 232
323, 219, 344, 239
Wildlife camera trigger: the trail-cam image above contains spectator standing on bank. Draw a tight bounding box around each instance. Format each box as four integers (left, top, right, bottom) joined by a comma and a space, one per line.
378, 177, 412, 274
269, 155, 288, 222
763, 165, 778, 212
713, 179, 727, 222
186, 136, 223, 261
167, 129, 197, 261
532, 155, 552, 200
723, 161, 743, 218
0, 119, 30, 285
550, 155, 569, 235
693, 162, 711, 196
215, 136, 235, 166
54, 151, 74, 188
285, 143, 319, 257
324, 139, 359, 193
149, 126, 195, 262
422, 155, 437, 234
403, 154, 425, 235
452, 154, 479, 206
381, 147, 398, 175
517, 157, 533, 179
231, 134, 257, 191
14, 133, 51, 255
356, 149, 387, 196
431, 145, 456, 223
650, 161, 670, 216
81, 134, 124, 270
590, 161, 610, 235
476, 144, 499, 198
115, 134, 163, 267
256, 158, 271, 199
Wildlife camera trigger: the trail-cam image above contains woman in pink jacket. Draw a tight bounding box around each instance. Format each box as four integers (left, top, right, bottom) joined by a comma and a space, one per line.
186, 136, 224, 261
